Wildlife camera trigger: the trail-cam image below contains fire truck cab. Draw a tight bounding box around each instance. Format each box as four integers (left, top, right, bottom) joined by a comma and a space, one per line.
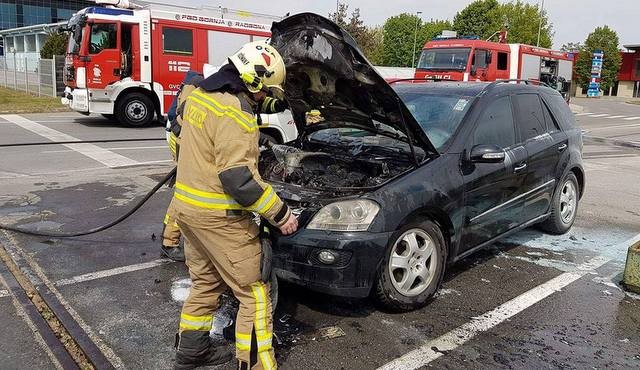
60, 1, 297, 143
415, 37, 574, 97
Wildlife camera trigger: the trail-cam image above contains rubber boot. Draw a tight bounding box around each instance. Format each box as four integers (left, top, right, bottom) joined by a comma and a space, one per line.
162, 244, 185, 262
174, 331, 233, 370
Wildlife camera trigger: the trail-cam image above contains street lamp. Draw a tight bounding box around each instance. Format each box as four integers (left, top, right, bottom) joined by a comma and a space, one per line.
411, 11, 422, 69
536, 0, 545, 47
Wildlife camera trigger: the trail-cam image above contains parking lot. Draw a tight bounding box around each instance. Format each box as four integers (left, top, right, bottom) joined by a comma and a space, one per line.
1, 98, 639, 369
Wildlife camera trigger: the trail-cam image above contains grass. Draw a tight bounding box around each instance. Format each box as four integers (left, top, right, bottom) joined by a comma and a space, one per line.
0, 86, 70, 114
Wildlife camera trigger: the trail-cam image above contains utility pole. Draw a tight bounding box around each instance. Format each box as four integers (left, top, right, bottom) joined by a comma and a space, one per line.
411, 11, 422, 69
536, 0, 545, 46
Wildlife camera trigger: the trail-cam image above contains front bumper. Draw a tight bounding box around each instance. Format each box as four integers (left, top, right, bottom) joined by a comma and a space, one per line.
272, 229, 393, 298
61, 87, 89, 113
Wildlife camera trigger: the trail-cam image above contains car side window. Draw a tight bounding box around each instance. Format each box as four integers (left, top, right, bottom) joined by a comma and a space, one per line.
473, 96, 516, 149
513, 93, 547, 141
541, 99, 561, 132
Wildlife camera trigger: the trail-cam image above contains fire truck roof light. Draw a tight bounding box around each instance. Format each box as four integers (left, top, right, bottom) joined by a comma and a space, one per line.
86, 7, 134, 16
94, 0, 142, 9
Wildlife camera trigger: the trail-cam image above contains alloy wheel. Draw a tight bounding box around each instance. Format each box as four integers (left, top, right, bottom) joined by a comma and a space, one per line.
388, 228, 438, 297
559, 180, 577, 224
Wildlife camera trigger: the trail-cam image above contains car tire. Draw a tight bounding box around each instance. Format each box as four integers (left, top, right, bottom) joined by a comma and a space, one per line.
101, 113, 116, 121
115, 92, 155, 127
373, 220, 447, 312
539, 172, 580, 235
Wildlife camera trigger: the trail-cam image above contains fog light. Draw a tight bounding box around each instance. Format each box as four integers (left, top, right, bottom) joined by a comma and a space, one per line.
317, 250, 337, 265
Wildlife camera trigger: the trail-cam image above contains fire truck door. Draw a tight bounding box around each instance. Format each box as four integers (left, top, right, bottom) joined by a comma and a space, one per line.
86, 22, 122, 89
153, 25, 199, 111
471, 49, 490, 81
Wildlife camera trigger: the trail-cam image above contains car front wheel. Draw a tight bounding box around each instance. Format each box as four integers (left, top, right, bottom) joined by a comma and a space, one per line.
539, 172, 580, 234
374, 220, 447, 312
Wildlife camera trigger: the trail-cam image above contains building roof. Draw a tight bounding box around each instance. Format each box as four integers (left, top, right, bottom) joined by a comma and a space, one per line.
623, 44, 640, 51
0, 22, 66, 38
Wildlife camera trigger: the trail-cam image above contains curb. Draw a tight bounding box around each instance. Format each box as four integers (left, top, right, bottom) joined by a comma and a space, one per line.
583, 135, 640, 150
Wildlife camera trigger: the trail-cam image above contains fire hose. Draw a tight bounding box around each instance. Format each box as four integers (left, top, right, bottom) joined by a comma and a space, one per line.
0, 167, 176, 237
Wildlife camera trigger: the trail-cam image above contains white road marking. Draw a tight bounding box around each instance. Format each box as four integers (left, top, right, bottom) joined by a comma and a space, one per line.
604, 115, 626, 119
588, 114, 610, 118
575, 112, 594, 116
0, 114, 138, 168
42, 145, 166, 154
587, 122, 640, 131
55, 259, 171, 286
623, 116, 640, 121
378, 255, 611, 370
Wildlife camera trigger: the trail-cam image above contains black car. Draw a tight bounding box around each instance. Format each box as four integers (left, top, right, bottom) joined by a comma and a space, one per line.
260, 13, 584, 311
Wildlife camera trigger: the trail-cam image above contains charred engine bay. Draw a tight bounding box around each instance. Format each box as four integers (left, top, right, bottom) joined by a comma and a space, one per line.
259, 134, 422, 192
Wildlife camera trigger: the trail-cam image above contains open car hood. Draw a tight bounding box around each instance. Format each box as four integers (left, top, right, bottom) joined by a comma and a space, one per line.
270, 13, 438, 155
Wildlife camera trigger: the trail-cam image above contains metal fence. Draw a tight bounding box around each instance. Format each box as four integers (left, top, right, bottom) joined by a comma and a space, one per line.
0, 55, 64, 97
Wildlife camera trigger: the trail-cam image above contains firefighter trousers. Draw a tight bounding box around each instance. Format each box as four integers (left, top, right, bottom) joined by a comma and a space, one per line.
176, 214, 276, 370
162, 197, 182, 247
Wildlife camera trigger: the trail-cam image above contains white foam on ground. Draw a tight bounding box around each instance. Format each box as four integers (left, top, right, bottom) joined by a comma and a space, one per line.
171, 278, 192, 302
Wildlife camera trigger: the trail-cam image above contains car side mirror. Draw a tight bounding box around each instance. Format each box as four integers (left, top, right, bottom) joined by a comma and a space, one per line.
470, 66, 477, 76
469, 144, 505, 163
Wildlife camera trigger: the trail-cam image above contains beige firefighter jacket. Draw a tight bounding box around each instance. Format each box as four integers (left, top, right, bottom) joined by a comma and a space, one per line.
173, 88, 291, 228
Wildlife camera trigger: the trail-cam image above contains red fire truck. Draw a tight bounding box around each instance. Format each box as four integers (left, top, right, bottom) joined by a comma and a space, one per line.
60, 1, 290, 133
414, 36, 574, 95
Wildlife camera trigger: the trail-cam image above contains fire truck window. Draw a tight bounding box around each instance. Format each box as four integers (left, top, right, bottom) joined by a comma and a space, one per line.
163, 27, 193, 55
473, 49, 488, 68
89, 23, 117, 54
473, 96, 516, 149
497, 52, 508, 70
513, 93, 547, 141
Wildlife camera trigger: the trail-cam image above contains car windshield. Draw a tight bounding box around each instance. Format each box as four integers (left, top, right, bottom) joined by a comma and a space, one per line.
417, 48, 471, 71
396, 92, 473, 151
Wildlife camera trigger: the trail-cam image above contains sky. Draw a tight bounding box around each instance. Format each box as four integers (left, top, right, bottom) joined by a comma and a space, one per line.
179, 0, 638, 49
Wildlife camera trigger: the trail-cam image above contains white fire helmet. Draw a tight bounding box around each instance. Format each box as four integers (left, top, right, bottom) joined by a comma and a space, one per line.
228, 40, 286, 97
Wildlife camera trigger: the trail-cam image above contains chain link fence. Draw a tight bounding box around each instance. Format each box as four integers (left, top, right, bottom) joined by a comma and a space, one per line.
0, 55, 65, 97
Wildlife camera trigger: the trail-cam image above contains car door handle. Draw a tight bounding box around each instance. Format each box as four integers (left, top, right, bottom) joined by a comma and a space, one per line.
514, 163, 527, 173
557, 143, 568, 152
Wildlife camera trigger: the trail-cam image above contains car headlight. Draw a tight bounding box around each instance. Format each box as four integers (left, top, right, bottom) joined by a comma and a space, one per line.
307, 199, 380, 231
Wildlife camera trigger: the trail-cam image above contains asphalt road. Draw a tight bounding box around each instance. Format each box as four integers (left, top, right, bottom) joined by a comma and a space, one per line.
0, 105, 639, 369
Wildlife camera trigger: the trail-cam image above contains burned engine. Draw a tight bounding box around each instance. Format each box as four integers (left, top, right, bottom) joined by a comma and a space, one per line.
259, 140, 419, 190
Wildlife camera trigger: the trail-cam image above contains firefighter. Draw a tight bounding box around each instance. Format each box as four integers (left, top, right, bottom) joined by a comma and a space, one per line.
172, 41, 297, 370
161, 71, 205, 262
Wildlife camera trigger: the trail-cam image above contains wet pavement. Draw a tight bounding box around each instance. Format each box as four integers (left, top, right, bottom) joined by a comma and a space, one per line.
0, 111, 639, 369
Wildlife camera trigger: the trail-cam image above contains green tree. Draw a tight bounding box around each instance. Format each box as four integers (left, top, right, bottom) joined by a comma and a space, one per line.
452, 0, 501, 39
40, 32, 69, 59
329, 3, 383, 64
498, 0, 553, 47
574, 26, 622, 92
381, 14, 452, 67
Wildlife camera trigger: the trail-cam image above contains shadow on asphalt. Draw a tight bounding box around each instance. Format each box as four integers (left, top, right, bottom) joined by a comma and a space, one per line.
73, 117, 165, 129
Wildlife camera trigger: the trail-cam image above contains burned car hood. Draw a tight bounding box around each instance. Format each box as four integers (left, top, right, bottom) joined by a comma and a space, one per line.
270, 13, 438, 155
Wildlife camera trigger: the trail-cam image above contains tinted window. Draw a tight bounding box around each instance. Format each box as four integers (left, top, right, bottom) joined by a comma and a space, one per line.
473, 96, 516, 149
541, 99, 561, 131
398, 93, 473, 151
163, 27, 193, 55
542, 93, 576, 130
497, 52, 508, 70
513, 94, 546, 141
89, 23, 117, 54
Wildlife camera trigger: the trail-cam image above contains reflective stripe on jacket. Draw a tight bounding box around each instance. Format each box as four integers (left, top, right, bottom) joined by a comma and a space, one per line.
173, 88, 290, 228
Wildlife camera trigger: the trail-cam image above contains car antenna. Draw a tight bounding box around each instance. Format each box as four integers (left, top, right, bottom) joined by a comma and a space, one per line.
395, 98, 420, 167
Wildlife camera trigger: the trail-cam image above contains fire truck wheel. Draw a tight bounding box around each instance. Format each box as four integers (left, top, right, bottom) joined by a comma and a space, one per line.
116, 93, 155, 127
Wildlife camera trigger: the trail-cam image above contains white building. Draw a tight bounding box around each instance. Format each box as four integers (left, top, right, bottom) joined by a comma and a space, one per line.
0, 22, 64, 72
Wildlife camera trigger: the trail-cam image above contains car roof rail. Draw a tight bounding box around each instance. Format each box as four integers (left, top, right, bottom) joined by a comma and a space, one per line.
387, 77, 445, 84
488, 79, 553, 89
